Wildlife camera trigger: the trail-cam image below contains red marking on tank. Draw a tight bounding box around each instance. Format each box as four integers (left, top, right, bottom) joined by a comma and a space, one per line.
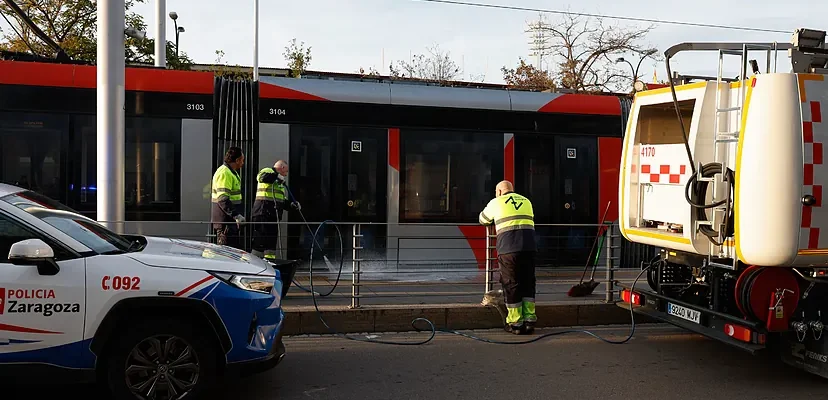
668, 174, 681, 184
815, 185, 823, 207
659, 165, 670, 174
537, 94, 621, 115
388, 128, 400, 171
597, 137, 621, 222
680, 165, 686, 174
805, 164, 814, 185
815, 143, 824, 165
649, 174, 660, 183
504, 136, 515, 183
641, 165, 650, 173
176, 276, 215, 297
812, 101, 822, 123
802, 207, 813, 227
810, 228, 821, 249
804, 122, 814, 143
0, 323, 62, 335
458, 225, 489, 270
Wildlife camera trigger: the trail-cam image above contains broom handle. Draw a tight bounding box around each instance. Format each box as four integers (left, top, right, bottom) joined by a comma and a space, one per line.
578, 201, 613, 283
588, 229, 606, 281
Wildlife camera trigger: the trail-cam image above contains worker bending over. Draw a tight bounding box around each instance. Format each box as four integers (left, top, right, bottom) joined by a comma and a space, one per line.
478, 180, 537, 334
211, 147, 246, 249
251, 160, 301, 260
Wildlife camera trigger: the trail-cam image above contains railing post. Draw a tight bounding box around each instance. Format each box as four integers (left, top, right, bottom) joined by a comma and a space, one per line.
351, 223, 362, 309
485, 225, 496, 293
605, 222, 615, 303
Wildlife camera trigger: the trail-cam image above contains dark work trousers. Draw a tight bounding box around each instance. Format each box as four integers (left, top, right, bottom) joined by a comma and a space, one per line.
214, 224, 241, 250
251, 208, 283, 255
497, 251, 537, 306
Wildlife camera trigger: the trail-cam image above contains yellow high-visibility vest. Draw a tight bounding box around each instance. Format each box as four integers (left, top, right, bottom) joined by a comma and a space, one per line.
211, 164, 242, 205
255, 167, 286, 203
478, 192, 534, 234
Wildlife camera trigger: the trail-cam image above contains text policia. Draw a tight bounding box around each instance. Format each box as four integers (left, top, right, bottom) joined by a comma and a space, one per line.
0, 288, 81, 317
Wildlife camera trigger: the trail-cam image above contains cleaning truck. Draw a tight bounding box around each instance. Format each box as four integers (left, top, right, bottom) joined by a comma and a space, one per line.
618, 27, 828, 379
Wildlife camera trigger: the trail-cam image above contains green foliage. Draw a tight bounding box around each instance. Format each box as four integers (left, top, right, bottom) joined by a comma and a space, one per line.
0, 0, 192, 68
283, 38, 311, 77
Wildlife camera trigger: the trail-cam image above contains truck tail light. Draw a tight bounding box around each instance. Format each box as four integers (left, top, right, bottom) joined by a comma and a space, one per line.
724, 323, 765, 344
621, 289, 643, 305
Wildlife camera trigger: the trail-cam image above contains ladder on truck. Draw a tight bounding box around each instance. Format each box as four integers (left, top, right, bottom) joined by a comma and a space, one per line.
663, 40, 792, 270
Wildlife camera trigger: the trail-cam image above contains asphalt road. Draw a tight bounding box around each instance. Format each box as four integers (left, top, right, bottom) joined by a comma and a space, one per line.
10, 324, 826, 399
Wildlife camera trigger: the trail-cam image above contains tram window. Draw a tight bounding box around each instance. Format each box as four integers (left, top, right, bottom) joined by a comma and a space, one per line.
74, 115, 182, 220
400, 129, 503, 223
0, 111, 67, 203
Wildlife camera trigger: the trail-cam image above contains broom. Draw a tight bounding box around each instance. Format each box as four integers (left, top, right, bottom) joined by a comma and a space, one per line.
567, 201, 612, 297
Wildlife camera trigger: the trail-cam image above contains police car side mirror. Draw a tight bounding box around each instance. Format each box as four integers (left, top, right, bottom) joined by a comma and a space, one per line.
8, 239, 60, 276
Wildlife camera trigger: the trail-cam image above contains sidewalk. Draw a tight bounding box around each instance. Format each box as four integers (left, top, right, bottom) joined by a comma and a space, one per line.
282, 267, 643, 308
279, 268, 653, 335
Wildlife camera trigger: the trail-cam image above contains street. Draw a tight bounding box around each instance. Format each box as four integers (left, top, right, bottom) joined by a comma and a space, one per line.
11, 324, 825, 399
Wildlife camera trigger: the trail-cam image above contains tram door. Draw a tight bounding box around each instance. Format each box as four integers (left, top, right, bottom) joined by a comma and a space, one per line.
514, 134, 598, 267
288, 125, 388, 264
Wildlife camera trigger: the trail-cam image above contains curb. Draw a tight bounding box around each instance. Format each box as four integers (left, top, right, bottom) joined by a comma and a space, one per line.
281, 302, 658, 335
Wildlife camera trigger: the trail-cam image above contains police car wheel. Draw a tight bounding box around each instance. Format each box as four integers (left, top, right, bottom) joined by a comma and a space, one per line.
105, 317, 218, 400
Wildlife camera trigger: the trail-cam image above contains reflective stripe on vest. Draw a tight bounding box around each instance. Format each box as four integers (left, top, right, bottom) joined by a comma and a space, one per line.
489, 193, 534, 234
211, 164, 242, 204
255, 167, 286, 202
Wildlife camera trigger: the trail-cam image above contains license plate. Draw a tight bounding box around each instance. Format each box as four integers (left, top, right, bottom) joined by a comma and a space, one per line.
666, 302, 701, 324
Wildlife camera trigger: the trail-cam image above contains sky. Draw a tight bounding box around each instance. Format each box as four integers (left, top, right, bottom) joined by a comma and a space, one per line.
10, 0, 823, 85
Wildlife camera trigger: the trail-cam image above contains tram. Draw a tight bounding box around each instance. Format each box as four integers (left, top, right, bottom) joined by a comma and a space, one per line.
0, 56, 631, 269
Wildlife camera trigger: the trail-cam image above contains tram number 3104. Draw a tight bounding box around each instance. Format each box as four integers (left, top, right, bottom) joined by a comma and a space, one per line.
269, 108, 287, 116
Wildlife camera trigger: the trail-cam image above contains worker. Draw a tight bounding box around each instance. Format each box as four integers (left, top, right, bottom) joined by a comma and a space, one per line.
478, 180, 537, 334
211, 147, 246, 249
251, 160, 301, 260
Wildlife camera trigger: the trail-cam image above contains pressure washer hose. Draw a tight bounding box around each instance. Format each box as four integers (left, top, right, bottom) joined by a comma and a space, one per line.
280, 181, 651, 345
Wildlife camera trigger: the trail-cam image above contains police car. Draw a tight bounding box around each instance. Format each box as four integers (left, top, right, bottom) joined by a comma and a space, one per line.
0, 184, 286, 399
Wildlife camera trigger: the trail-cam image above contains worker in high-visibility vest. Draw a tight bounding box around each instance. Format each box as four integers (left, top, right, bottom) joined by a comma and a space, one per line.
478, 180, 537, 335
211, 147, 246, 249
251, 160, 300, 260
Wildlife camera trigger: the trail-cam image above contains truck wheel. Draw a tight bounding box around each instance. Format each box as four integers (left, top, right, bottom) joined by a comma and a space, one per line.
105, 317, 218, 400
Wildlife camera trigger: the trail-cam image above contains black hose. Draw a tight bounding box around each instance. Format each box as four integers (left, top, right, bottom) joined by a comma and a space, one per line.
279, 180, 650, 345
684, 162, 735, 246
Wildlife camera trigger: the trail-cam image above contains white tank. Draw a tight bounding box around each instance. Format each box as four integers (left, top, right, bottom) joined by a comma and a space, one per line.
619, 73, 828, 267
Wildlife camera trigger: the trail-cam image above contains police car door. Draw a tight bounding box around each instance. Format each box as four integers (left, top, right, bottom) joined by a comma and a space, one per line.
0, 210, 86, 370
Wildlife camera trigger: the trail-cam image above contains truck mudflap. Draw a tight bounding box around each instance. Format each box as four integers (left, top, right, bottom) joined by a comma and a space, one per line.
779, 330, 828, 379
617, 284, 767, 354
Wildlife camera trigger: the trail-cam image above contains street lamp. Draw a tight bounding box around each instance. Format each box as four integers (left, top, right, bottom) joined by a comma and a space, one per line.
169, 11, 184, 60
616, 48, 658, 91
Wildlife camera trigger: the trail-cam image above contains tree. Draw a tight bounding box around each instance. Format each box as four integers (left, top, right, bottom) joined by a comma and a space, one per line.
501, 57, 556, 91
283, 38, 311, 77
530, 13, 659, 93
212, 49, 252, 79
389, 44, 461, 83
0, 0, 192, 68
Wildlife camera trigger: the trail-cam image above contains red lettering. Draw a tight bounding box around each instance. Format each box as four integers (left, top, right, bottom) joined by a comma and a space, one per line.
7, 289, 55, 298
102, 276, 140, 291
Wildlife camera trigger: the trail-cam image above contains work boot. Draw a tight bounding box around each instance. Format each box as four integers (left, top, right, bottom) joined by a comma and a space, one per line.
505, 304, 524, 335
522, 299, 537, 329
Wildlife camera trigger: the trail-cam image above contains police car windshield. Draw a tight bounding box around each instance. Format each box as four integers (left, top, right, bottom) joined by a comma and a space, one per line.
2, 191, 131, 254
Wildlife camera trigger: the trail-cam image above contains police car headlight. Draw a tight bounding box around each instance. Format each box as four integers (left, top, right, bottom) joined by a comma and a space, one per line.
213, 273, 275, 294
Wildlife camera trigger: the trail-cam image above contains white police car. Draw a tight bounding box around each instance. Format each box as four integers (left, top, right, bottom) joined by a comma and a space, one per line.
0, 184, 286, 399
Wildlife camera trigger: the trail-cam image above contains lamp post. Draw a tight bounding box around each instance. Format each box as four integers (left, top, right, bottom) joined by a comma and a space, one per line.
616, 48, 658, 91
169, 11, 184, 60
